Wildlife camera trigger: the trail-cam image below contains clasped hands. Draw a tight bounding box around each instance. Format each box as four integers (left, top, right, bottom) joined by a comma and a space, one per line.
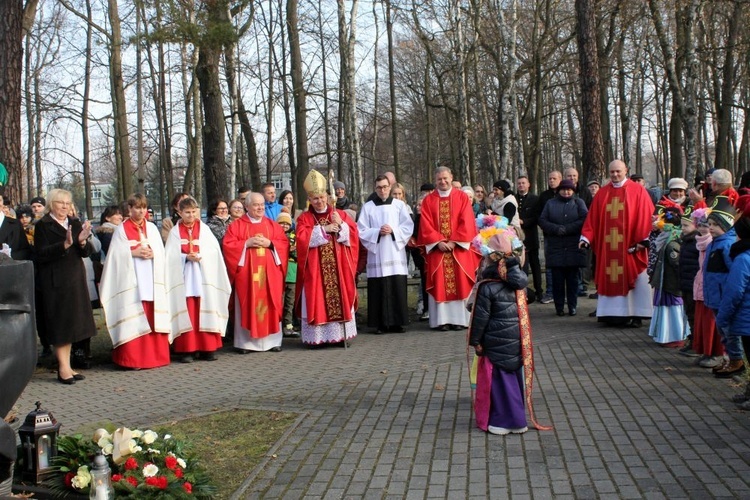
245, 235, 271, 248
64, 220, 92, 250
379, 224, 393, 236
437, 240, 455, 252
324, 212, 344, 234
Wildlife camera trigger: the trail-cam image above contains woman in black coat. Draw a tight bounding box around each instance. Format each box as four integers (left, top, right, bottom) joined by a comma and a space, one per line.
539, 179, 588, 316
34, 189, 97, 384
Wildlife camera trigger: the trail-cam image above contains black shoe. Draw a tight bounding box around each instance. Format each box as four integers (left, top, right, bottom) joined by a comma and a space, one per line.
569, 309, 577, 316
624, 318, 642, 328
390, 326, 405, 333
72, 373, 86, 381
436, 325, 449, 332
450, 324, 464, 331
526, 293, 536, 305
588, 293, 598, 299
202, 352, 218, 361
57, 374, 76, 385
180, 355, 194, 363
556, 310, 565, 316
588, 311, 597, 317
270, 346, 282, 352
236, 348, 251, 354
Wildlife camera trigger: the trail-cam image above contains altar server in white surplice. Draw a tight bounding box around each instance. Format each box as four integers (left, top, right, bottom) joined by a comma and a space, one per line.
358, 175, 414, 334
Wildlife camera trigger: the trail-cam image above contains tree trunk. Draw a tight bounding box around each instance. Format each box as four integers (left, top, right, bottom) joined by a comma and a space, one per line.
385, 0, 400, 180
0, 0, 23, 200
714, 0, 741, 171
81, 0, 93, 219
575, 0, 606, 180
196, 44, 227, 202
107, 0, 132, 199
287, 0, 308, 200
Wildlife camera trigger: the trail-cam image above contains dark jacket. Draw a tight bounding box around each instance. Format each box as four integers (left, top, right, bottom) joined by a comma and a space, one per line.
574, 181, 593, 207
536, 188, 557, 235
650, 238, 681, 296
33, 214, 98, 346
0, 216, 32, 260
538, 195, 588, 268
517, 192, 540, 251
678, 230, 699, 293
469, 259, 527, 372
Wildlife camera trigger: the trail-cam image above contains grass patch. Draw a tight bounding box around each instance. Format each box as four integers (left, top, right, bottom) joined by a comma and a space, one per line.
162, 409, 298, 499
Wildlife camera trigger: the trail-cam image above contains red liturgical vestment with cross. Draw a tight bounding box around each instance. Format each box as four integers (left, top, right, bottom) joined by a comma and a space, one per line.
581, 180, 654, 296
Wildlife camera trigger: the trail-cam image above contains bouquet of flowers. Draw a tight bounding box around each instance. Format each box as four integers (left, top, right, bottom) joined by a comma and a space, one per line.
53, 426, 216, 498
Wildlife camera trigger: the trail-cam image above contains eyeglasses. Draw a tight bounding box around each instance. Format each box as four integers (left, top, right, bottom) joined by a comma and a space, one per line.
375, 185, 390, 190
53, 201, 72, 206
217, 207, 229, 211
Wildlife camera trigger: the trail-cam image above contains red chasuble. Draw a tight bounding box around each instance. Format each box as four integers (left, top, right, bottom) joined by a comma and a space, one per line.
223, 216, 289, 337
417, 189, 481, 302
123, 218, 150, 252
179, 221, 200, 256
581, 180, 654, 297
294, 205, 359, 325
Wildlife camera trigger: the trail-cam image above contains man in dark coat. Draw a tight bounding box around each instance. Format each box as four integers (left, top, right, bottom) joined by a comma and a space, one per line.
0, 193, 31, 260
516, 176, 542, 302
536, 170, 561, 303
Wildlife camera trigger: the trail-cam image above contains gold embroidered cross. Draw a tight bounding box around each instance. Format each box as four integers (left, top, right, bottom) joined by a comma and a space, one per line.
604, 228, 623, 251
255, 300, 268, 322
606, 197, 624, 219
606, 260, 624, 283
253, 266, 267, 289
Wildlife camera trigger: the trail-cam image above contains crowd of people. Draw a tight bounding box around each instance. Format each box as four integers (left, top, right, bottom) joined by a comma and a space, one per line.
2, 161, 750, 428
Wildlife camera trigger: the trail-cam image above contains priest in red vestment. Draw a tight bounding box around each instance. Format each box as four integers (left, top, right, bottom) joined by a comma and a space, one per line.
295, 169, 360, 346
580, 160, 654, 326
417, 166, 481, 331
223, 192, 289, 352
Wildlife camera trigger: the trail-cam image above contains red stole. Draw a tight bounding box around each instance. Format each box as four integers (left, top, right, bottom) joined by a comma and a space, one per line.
222, 216, 288, 337
123, 218, 150, 251
581, 181, 654, 296
417, 189, 480, 302
178, 221, 200, 254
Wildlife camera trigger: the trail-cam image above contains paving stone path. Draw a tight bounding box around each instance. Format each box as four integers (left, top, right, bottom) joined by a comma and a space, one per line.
16, 301, 750, 499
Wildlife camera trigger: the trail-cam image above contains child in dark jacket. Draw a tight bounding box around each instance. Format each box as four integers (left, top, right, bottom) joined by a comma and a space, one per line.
648, 207, 688, 347
677, 207, 700, 355
468, 217, 550, 435
704, 198, 741, 378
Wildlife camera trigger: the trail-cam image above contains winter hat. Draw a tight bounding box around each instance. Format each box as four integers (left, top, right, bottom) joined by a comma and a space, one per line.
333, 181, 345, 191
493, 179, 512, 194
667, 178, 688, 190
30, 196, 46, 206
706, 196, 737, 232
472, 214, 523, 258
420, 183, 435, 192
558, 179, 576, 191
705, 168, 717, 176
587, 179, 601, 187
15, 204, 33, 218
276, 211, 292, 225
681, 205, 694, 222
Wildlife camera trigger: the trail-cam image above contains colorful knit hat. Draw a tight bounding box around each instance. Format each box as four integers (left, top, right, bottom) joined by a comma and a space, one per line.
706, 196, 737, 232
472, 214, 523, 258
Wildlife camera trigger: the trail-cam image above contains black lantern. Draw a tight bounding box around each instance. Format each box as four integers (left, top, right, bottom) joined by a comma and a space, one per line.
18, 401, 61, 484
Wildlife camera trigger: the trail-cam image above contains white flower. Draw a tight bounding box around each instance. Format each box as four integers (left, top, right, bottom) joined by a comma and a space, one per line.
146, 448, 161, 455
126, 439, 140, 454
102, 443, 114, 456
142, 430, 158, 445
92, 429, 111, 444
130, 429, 144, 439
71, 465, 91, 489
176, 458, 187, 469
142, 463, 159, 477
97, 435, 112, 449
163, 434, 172, 440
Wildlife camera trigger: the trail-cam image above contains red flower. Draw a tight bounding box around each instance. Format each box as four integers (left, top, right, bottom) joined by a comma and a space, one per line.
183, 482, 193, 494
112, 474, 123, 482
126, 476, 138, 487
165, 455, 178, 470
146, 477, 159, 487
64, 472, 75, 488
158, 476, 168, 489
124, 457, 138, 471
174, 468, 184, 479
